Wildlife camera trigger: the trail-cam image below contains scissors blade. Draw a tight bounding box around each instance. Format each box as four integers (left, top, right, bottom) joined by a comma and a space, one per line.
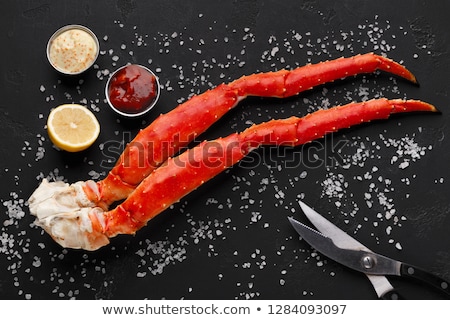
291, 202, 398, 298
288, 216, 372, 268
298, 201, 369, 252
366, 274, 397, 298
288, 217, 396, 298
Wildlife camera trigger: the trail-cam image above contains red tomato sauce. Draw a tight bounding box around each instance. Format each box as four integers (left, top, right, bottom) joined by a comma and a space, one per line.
108, 65, 158, 114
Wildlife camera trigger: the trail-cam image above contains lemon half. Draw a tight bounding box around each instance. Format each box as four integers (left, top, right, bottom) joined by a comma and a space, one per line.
47, 104, 100, 152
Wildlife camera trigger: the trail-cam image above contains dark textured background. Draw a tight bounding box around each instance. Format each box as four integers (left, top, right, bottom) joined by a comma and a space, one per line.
1, 0, 449, 299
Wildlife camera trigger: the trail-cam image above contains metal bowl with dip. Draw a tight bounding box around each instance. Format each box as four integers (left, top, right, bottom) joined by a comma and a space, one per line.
105, 64, 160, 118
47, 25, 99, 75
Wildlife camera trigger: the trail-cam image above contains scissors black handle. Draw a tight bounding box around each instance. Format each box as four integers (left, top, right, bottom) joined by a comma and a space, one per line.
380, 290, 403, 300
399, 263, 450, 296
379, 263, 449, 299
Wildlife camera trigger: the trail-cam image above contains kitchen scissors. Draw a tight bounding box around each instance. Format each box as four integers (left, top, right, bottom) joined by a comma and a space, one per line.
288, 201, 450, 299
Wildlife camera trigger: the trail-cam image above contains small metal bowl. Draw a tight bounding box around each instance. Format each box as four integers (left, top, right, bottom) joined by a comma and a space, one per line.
105, 64, 160, 118
47, 24, 99, 75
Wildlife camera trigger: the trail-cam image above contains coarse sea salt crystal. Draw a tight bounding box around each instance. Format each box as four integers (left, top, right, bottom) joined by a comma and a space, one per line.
399, 161, 409, 169
386, 226, 392, 235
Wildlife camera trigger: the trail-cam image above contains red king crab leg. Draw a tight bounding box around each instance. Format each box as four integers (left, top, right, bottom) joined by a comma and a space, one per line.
29, 53, 417, 219
30, 99, 437, 250
94, 53, 417, 205
28, 53, 423, 250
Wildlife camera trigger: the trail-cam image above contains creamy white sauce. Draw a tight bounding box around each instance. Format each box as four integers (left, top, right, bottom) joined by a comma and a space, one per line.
48, 28, 98, 74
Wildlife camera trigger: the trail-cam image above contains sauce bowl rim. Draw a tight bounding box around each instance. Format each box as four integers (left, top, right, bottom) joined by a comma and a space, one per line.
46, 24, 100, 75
105, 64, 161, 118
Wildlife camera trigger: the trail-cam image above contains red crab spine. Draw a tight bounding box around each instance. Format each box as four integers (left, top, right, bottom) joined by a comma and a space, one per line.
95, 53, 419, 205
101, 99, 436, 237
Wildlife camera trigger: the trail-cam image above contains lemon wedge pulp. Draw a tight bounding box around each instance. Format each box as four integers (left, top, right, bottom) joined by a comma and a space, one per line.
47, 104, 100, 152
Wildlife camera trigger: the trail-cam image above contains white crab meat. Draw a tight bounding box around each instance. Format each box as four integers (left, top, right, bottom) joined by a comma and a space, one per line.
28, 179, 109, 250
